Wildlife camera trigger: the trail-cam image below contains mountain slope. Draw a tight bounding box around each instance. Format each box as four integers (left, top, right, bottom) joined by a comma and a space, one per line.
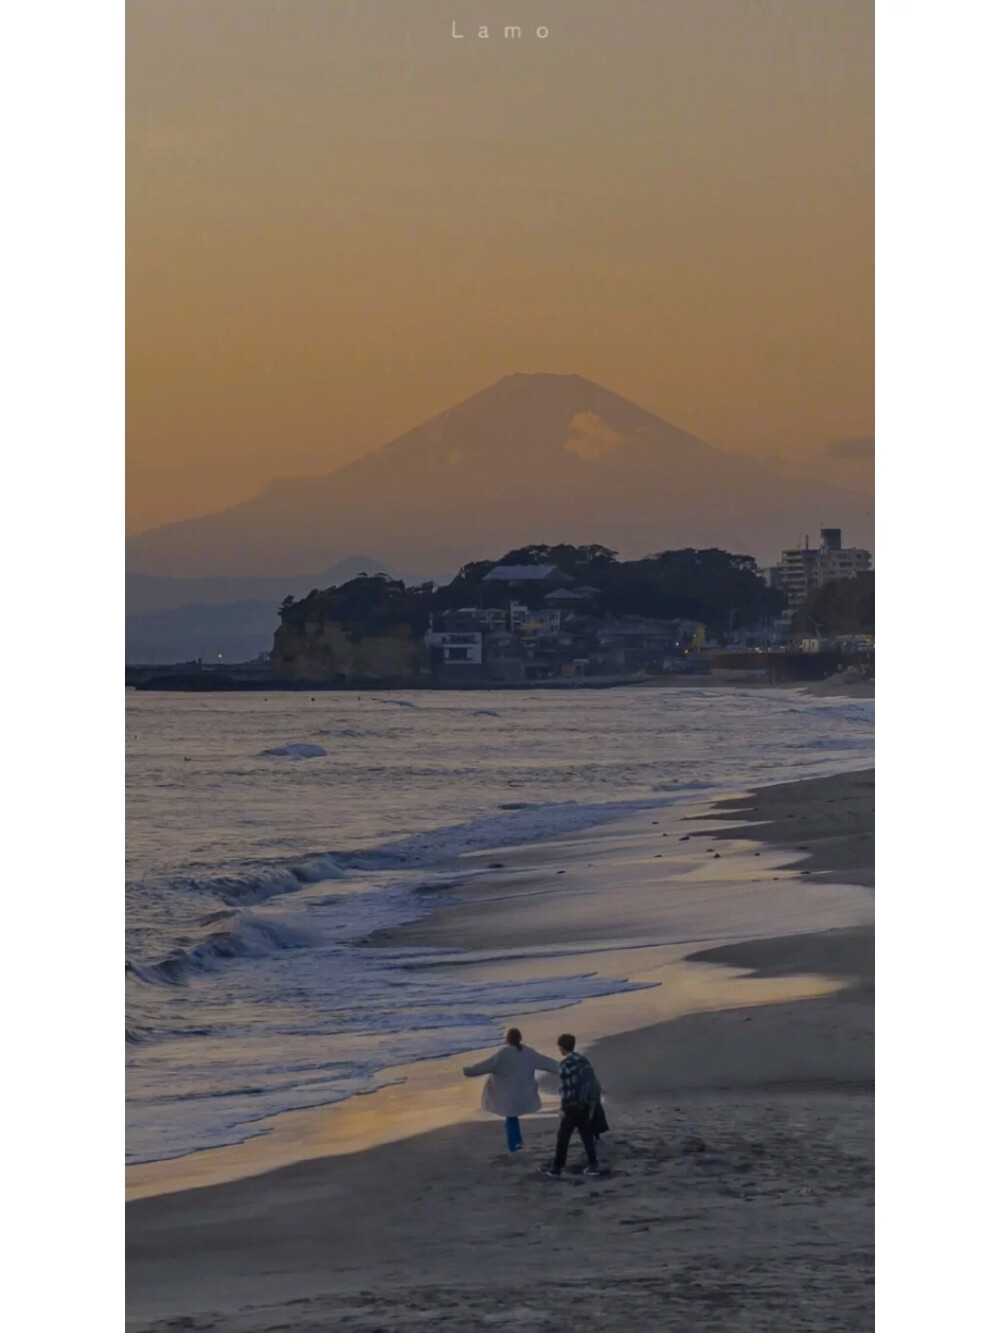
126, 557, 389, 616
126, 373, 873, 576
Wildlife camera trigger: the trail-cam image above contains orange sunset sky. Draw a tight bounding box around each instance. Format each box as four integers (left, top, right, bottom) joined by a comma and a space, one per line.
127, 0, 873, 537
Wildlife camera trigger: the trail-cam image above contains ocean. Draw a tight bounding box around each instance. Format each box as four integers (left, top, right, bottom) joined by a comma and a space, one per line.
125, 686, 874, 1166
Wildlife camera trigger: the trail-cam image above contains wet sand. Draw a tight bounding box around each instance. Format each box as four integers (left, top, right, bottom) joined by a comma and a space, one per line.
127, 769, 874, 1332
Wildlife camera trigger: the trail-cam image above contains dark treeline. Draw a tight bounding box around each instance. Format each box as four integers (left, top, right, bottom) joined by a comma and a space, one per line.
793, 572, 874, 635
279, 544, 786, 641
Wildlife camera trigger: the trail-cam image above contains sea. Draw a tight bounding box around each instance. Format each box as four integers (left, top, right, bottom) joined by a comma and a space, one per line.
125, 685, 874, 1166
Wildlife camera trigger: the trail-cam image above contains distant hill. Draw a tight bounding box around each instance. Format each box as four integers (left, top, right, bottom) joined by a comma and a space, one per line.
126, 373, 873, 576
126, 556, 390, 615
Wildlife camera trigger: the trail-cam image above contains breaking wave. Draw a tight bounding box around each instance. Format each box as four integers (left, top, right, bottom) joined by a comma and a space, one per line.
127, 914, 312, 990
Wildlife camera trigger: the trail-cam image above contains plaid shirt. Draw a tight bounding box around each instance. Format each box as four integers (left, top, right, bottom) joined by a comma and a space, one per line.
558, 1051, 600, 1109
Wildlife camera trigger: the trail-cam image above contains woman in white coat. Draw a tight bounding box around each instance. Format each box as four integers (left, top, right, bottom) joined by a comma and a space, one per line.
463, 1028, 560, 1153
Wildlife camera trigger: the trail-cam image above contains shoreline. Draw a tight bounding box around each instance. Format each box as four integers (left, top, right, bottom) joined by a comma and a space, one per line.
127, 768, 872, 1200
127, 768, 874, 1331
126, 673, 874, 698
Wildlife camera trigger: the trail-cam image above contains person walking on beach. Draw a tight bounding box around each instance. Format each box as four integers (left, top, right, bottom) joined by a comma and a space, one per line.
463, 1028, 560, 1154
540, 1033, 602, 1178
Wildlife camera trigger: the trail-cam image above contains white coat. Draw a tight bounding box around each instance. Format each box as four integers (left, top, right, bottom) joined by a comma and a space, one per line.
463, 1044, 560, 1117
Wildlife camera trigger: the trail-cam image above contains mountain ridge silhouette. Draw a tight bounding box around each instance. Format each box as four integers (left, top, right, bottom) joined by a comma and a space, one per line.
127, 373, 873, 577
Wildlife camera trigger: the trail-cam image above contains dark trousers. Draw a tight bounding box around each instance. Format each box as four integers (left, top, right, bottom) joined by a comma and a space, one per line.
554, 1105, 598, 1170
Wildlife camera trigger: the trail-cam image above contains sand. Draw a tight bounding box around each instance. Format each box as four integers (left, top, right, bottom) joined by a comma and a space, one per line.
127, 769, 874, 1332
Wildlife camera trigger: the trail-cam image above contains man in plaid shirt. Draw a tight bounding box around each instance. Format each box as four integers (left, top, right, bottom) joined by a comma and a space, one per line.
540, 1033, 602, 1177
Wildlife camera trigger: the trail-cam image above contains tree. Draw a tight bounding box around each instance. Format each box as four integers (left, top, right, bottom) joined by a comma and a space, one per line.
793, 574, 874, 635
494, 543, 619, 572
276, 542, 784, 643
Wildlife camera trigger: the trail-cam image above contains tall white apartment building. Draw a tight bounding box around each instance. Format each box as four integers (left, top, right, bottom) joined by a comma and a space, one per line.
777, 529, 871, 609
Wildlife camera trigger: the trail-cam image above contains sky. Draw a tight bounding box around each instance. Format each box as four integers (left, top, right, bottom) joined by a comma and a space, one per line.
127, 0, 873, 536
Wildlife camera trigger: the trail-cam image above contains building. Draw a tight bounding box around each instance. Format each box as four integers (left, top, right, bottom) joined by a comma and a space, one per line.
454, 606, 508, 633
482, 564, 573, 590
424, 610, 485, 670
424, 629, 483, 667
510, 602, 562, 635
593, 616, 706, 673
776, 529, 872, 609
542, 586, 599, 610
484, 631, 527, 682
813, 528, 872, 587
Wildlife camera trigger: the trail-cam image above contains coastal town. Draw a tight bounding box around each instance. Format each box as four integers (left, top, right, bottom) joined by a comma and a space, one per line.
127, 529, 873, 690
419, 527, 872, 684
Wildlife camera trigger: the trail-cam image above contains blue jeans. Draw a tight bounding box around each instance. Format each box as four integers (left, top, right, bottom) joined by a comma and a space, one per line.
504, 1116, 523, 1152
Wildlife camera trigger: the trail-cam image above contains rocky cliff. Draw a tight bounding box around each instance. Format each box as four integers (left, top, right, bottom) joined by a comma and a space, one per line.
270, 620, 427, 682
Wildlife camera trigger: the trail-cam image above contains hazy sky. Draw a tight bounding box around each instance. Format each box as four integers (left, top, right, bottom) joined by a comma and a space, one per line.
127, 0, 873, 535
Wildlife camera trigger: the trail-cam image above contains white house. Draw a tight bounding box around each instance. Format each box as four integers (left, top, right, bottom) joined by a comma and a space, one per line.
423, 630, 483, 666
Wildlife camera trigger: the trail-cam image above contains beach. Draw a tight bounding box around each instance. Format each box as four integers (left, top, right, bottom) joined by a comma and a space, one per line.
127, 767, 873, 1332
